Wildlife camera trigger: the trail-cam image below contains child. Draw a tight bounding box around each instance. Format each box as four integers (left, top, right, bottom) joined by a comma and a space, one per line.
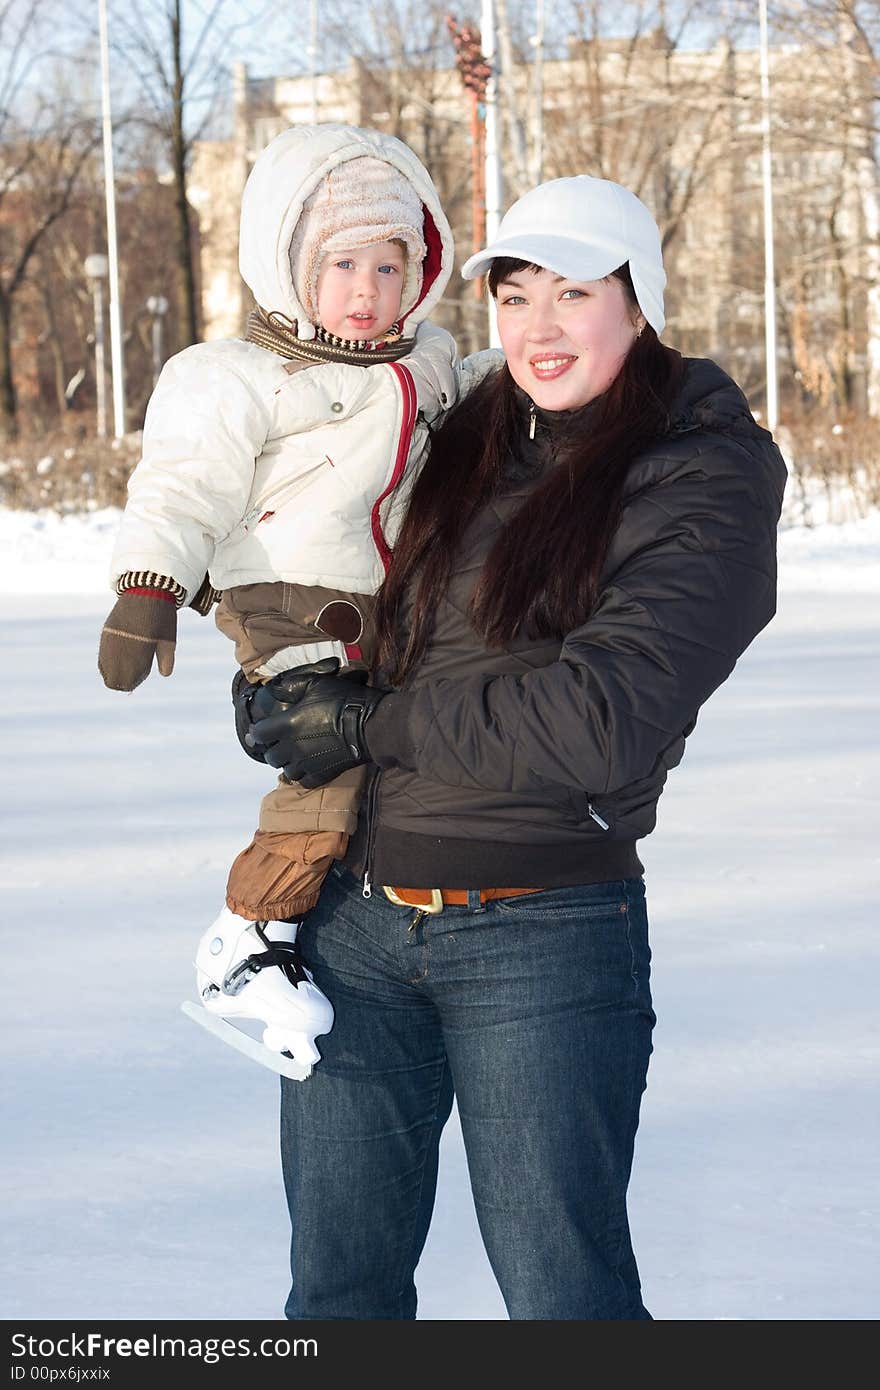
98, 123, 458, 1074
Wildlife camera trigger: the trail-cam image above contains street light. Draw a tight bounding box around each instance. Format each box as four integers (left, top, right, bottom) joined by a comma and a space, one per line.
97, 0, 127, 437
145, 295, 169, 388
530, 0, 545, 186
481, 0, 501, 348
308, 0, 319, 123
84, 253, 109, 439
758, 0, 778, 429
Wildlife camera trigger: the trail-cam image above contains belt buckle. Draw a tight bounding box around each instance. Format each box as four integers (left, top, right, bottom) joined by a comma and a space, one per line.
383, 886, 445, 915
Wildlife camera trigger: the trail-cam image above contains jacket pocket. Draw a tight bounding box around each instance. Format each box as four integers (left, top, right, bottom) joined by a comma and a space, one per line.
546, 783, 614, 832
586, 800, 613, 831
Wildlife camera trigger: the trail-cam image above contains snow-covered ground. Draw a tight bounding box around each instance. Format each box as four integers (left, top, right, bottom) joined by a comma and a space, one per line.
1, 502, 878, 1321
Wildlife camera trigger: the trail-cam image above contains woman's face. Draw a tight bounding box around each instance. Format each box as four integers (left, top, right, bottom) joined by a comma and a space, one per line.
495, 267, 643, 412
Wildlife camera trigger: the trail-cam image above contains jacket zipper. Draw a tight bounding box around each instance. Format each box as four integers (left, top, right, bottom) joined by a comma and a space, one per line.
361, 363, 415, 898
370, 362, 417, 574
362, 768, 382, 898
587, 802, 611, 830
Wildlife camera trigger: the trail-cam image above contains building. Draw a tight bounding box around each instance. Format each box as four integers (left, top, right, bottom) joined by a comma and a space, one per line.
189, 29, 880, 416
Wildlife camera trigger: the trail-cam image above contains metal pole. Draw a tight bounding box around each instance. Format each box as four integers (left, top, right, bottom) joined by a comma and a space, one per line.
97, 0, 127, 437
309, 0, 319, 123
532, 0, 544, 185
93, 278, 107, 439
146, 295, 169, 389
758, 0, 778, 430
152, 316, 162, 388
481, 0, 502, 347
471, 89, 484, 300
85, 254, 109, 437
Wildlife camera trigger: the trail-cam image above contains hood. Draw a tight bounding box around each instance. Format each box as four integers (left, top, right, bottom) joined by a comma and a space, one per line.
238, 123, 454, 339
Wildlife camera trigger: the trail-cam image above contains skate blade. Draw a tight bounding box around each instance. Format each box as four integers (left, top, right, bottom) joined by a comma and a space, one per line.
181, 1001, 314, 1081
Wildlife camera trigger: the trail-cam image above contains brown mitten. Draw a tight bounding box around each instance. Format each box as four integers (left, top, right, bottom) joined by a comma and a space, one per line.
226, 828, 348, 920
98, 592, 178, 691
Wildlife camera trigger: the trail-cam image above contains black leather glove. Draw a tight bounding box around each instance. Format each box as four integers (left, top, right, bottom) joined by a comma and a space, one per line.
232, 669, 271, 763
247, 659, 387, 789
232, 661, 342, 763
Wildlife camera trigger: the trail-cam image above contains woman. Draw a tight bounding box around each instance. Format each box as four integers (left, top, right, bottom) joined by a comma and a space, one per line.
236, 175, 787, 1320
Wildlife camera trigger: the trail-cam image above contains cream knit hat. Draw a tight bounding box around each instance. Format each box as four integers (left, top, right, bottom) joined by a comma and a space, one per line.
289, 156, 427, 330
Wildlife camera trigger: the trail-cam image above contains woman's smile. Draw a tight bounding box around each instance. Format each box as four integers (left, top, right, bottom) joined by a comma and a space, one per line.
529, 353, 578, 380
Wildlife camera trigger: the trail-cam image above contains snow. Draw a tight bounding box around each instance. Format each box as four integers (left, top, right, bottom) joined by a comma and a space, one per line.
1, 503, 877, 1321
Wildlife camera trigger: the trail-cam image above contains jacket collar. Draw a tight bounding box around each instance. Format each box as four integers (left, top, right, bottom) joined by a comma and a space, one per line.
668, 357, 764, 438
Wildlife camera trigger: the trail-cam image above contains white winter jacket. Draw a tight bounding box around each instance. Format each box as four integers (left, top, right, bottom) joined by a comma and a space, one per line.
110, 124, 458, 603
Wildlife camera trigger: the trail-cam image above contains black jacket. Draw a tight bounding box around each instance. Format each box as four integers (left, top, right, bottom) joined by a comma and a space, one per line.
357, 357, 787, 889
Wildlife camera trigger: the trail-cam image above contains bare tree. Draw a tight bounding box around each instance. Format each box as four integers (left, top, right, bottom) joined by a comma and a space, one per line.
0, 3, 100, 438
766, 0, 880, 412
320, 1, 458, 164
24, 152, 183, 432
108, 0, 272, 348
167, 0, 880, 404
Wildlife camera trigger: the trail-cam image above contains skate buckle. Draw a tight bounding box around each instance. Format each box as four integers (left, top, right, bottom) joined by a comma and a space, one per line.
222, 953, 263, 996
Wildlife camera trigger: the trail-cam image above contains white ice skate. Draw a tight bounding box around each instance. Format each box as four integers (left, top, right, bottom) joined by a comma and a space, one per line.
181, 908, 334, 1081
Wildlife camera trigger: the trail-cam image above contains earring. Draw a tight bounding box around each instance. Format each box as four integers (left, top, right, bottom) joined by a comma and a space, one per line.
635, 320, 645, 339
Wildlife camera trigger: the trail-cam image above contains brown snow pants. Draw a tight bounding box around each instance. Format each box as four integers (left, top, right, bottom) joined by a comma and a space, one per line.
215, 581, 376, 920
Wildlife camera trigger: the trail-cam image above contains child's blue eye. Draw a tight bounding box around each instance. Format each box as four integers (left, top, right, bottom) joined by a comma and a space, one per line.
561, 288, 586, 299
335, 259, 354, 270
378, 264, 400, 275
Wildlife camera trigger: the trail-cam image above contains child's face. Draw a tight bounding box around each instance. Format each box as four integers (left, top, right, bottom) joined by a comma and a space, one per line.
315, 240, 406, 340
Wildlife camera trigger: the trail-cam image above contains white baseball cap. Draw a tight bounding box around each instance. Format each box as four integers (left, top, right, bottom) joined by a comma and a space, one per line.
461, 175, 666, 333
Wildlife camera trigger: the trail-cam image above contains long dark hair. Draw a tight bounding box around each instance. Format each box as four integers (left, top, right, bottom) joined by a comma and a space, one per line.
376, 260, 685, 684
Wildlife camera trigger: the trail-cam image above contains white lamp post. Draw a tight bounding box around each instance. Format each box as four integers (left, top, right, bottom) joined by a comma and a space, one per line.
145, 295, 169, 388
758, 0, 778, 429
97, 0, 127, 437
309, 0, 319, 123
481, 0, 502, 348
84, 253, 109, 438
531, 0, 545, 186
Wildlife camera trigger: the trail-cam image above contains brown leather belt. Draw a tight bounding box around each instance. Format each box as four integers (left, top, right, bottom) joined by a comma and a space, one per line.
384, 885, 543, 914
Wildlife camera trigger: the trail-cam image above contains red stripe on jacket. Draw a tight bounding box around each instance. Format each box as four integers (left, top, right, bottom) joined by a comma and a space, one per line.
371, 362, 417, 574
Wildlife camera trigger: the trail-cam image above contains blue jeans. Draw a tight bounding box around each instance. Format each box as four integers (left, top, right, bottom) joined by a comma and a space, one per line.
280, 865, 655, 1320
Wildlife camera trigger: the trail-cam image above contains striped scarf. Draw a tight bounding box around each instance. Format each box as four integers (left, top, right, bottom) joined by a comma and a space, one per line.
244, 307, 415, 366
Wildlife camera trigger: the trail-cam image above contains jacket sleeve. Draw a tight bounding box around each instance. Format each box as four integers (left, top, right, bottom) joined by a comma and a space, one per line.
403, 322, 460, 424
110, 345, 273, 601
460, 349, 505, 399
367, 434, 785, 798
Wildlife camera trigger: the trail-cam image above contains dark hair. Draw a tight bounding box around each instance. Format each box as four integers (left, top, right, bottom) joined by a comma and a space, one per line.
376, 259, 685, 685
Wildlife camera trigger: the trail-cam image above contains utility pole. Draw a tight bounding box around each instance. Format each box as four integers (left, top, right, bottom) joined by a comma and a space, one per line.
146, 295, 169, 389
97, 0, 127, 437
481, 0, 501, 347
531, 0, 545, 185
758, 0, 778, 429
495, 0, 529, 196
840, 8, 880, 415
309, 0, 319, 122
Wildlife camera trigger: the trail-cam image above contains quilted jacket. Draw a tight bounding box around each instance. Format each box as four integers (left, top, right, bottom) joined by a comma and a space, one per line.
110, 123, 458, 602
358, 356, 788, 889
